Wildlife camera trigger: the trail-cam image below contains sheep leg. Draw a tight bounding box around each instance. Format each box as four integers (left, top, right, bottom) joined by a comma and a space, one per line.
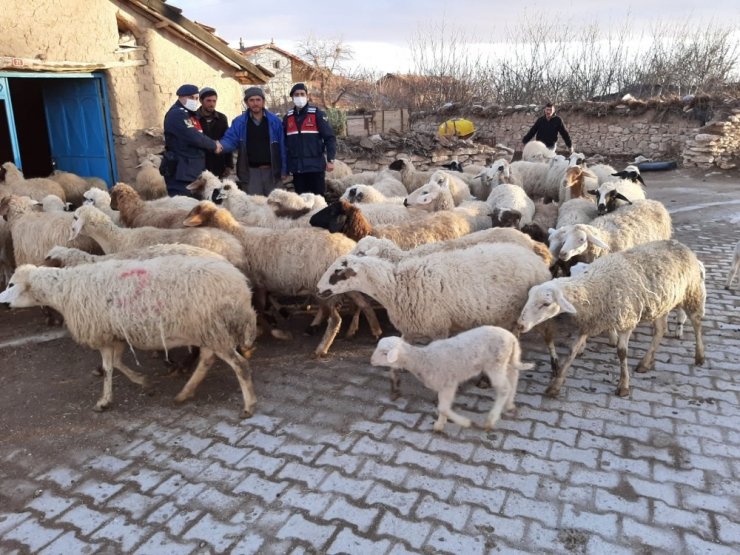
615, 329, 633, 397
726, 258, 740, 289
484, 378, 511, 431
174, 349, 216, 403
314, 303, 342, 357
546, 333, 588, 397
434, 384, 470, 432
306, 304, 328, 335
673, 308, 687, 339
345, 306, 362, 338
689, 310, 705, 366
636, 317, 666, 374
540, 322, 559, 375
346, 292, 383, 339
389, 368, 402, 400
94, 347, 115, 412
217, 351, 257, 418
608, 329, 619, 347
112, 342, 150, 388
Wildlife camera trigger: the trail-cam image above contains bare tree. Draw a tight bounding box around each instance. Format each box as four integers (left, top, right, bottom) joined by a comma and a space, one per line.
296, 34, 360, 108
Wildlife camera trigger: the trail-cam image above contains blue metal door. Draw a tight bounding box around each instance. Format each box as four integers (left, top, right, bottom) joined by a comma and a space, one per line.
42, 76, 117, 184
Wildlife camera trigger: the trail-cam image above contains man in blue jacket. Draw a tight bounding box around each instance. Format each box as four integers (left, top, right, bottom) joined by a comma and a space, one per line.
161, 84, 222, 197
219, 87, 286, 195
283, 83, 336, 195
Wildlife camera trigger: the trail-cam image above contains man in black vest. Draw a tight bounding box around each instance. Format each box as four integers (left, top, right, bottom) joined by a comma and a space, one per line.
197, 87, 234, 178
522, 102, 573, 153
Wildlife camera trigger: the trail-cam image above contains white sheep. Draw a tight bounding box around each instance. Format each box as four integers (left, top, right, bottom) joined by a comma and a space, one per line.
487, 183, 535, 228
372, 169, 408, 197
402, 180, 492, 232
517, 239, 705, 397
185, 170, 228, 204
134, 154, 167, 200
41, 195, 73, 212
45, 244, 227, 268
549, 199, 672, 264
556, 198, 598, 228
1, 162, 67, 202
341, 184, 405, 205
586, 163, 618, 185
522, 140, 556, 162
49, 170, 106, 206
389, 154, 436, 193
477, 159, 549, 200
371, 326, 532, 432
317, 242, 557, 395
266, 188, 327, 219
326, 159, 353, 179
70, 205, 247, 272
424, 170, 472, 206
0, 256, 258, 416
726, 239, 740, 290
83, 188, 121, 224
0, 195, 102, 266
217, 183, 321, 229
589, 179, 647, 215
558, 166, 599, 205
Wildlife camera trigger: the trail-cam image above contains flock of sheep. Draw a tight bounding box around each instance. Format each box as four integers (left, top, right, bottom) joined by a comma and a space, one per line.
0, 143, 736, 431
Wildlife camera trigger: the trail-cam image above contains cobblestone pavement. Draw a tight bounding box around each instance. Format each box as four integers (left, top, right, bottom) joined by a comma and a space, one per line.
0, 180, 739, 553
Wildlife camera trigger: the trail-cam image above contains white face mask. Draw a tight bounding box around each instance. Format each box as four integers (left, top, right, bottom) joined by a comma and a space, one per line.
293, 96, 308, 109
184, 98, 198, 112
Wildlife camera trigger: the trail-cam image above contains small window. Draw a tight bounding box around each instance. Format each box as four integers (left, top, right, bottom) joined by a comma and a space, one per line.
273, 60, 281, 69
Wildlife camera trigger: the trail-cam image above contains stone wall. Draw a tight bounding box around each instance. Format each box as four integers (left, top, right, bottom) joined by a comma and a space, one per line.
412, 108, 700, 161
682, 108, 740, 169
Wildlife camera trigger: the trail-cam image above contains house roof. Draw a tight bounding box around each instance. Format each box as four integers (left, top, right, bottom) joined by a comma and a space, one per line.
237, 41, 313, 70
123, 0, 273, 83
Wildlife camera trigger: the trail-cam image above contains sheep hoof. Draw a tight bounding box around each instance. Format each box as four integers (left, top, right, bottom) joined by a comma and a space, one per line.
93, 402, 110, 412
458, 418, 472, 428
240, 409, 254, 419
173, 392, 190, 404
239, 345, 257, 359
432, 423, 445, 433
616, 385, 630, 397
270, 329, 292, 341
545, 384, 561, 397
695, 355, 705, 366
91, 366, 104, 377
635, 364, 650, 374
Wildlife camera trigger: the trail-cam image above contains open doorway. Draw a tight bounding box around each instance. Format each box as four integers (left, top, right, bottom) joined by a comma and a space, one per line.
8, 79, 54, 177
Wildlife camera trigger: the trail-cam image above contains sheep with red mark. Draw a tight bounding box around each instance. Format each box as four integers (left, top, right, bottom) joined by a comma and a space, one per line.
0, 256, 258, 416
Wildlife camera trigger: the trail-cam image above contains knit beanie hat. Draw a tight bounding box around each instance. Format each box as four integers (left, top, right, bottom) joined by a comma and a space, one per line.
243, 86, 265, 100
289, 83, 308, 96
199, 87, 217, 100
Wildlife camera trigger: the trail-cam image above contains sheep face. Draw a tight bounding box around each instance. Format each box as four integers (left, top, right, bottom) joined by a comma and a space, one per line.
83, 188, 111, 207
69, 212, 85, 241
404, 181, 443, 208
517, 283, 577, 333
316, 257, 360, 298
591, 184, 633, 214
491, 209, 522, 228
388, 159, 406, 171
556, 224, 609, 261
345, 187, 363, 203
0, 266, 38, 308
612, 167, 645, 186
309, 201, 348, 233
370, 336, 404, 367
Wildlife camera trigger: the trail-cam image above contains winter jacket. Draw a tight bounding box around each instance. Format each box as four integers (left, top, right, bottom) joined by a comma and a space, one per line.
283, 104, 337, 174
522, 115, 572, 149
162, 101, 217, 182
220, 109, 286, 185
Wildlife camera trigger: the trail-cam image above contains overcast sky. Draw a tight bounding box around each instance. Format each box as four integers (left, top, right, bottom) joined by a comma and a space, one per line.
170, 0, 740, 72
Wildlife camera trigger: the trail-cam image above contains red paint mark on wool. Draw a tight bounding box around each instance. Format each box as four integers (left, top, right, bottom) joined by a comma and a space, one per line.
120, 268, 148, 278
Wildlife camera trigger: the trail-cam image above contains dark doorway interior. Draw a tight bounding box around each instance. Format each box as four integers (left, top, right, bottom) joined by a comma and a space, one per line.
0, 100, 13, 165
9, 78, 53, 177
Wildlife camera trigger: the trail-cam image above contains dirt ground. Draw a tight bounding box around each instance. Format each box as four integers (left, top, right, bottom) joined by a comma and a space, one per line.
0, 166, 738, 491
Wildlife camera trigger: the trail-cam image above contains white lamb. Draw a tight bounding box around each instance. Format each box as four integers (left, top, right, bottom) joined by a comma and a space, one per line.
517, 239, 705, 397
0, 256, 258, 416
549, 199, 672, 264
371, 327, 532, 432
402, 179, 492, 232
424, 170, 472, 206
589, 179, 647, 215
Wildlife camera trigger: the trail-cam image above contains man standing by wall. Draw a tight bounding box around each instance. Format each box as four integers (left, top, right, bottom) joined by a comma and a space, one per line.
197, 87, 233, 178
283, 83, 336, 195
522, 102, 573, 153
161, 84, 222, 197
219, 87, 286, 195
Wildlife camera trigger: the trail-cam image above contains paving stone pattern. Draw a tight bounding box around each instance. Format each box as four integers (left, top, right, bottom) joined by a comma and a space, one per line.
0, 220, 738, 554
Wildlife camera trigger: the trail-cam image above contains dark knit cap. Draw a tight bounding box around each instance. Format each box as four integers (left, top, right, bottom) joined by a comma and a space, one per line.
289, 82, 308, 96
176, 84, 199, 96
244, 86, 265, 100
199, 87, 217, 100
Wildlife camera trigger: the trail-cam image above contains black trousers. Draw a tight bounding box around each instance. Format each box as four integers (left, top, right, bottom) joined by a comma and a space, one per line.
292, 172, 326, 195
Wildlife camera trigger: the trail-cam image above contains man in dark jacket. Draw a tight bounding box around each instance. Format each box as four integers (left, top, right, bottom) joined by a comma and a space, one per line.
197, 87, 234, 178
219, 87, 286, 195
283, 83, 336, 195
522, 102, 573, 153
161, 84, 222, 197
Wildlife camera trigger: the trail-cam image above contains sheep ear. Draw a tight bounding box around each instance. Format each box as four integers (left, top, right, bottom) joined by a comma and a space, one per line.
553, 287, 577, 314
614, 192, 632, 205
636, 174, 646, 186
587, 189, 598, 196
387, 347, 400, 364
585, 231, 610, 250
365, 246, 379, 256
